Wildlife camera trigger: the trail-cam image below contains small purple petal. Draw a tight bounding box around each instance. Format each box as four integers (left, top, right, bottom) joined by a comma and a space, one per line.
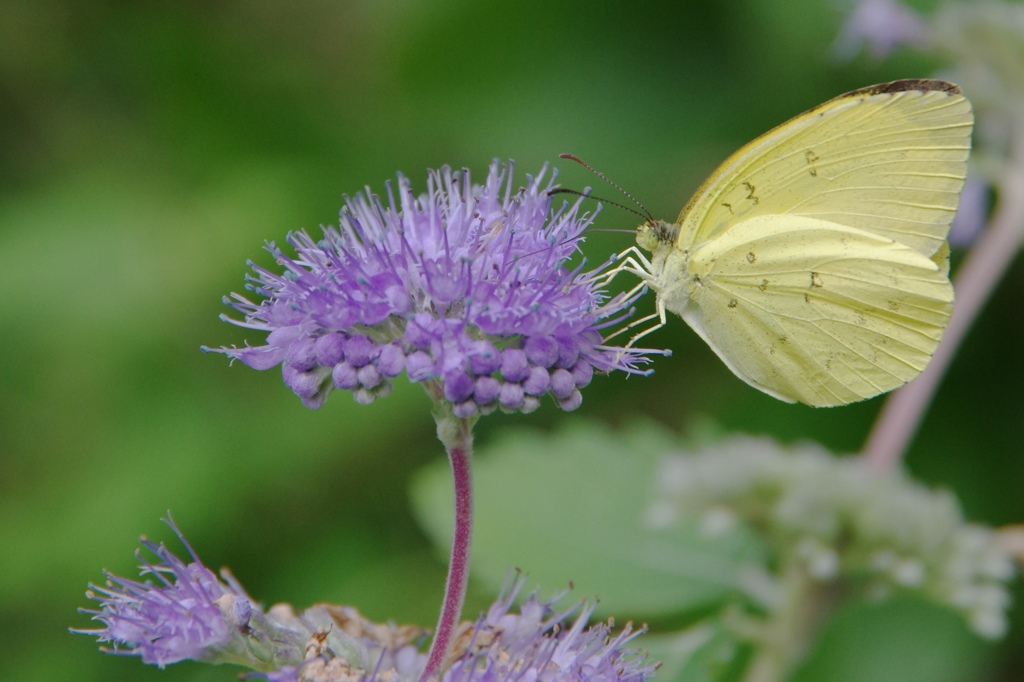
405, 312, 436, 348
570, 358, 594, 388
406, 351, 436, 381
500, 348, 531, 382
332, 362, 359, 390
357, 364, 383, 390
231, 346, 285, 371
343, 335, 376, 368
524, 336, 559, 368
467, 340, 502, 376
285, 336, 318, 372
268, 326, 306, 350
314, 333, 347, 366
385, 284, 413, 316
523, 366, 551, 395
376, 344, 407, 377
300, 391, 331, 410
557, 389, 583, 411
249, 666, 301, 682
499, 382, 525, 409
444, 371, 476, 403
421, 257, 466, 304
474, 376, 501, 405
283, 365, 327, 399
521, 396, 541, 414
554, 336, 580, 369
353, 388, 376, 405
549, 368, 575, 399
453, 400, 479, 418
221, 324, 305, 371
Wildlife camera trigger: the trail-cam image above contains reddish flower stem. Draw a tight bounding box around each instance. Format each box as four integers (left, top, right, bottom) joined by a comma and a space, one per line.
862, 122, 1024, 472
422, 414, 474, 679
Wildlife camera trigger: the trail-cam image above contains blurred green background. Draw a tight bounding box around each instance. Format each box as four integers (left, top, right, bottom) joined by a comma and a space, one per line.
1, 0, 1021, 681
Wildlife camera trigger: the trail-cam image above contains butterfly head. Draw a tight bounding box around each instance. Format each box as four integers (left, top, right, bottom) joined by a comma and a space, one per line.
636, 219, 679, 252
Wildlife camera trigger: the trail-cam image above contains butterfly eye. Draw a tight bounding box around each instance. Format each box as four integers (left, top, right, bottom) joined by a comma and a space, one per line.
636, 224, 661, 251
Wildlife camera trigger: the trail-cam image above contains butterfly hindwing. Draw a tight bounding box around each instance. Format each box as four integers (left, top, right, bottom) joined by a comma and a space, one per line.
677, 214, 954, 406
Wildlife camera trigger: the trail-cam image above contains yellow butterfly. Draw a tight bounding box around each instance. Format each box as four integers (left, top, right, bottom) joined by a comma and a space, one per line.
611, 79, 973, 407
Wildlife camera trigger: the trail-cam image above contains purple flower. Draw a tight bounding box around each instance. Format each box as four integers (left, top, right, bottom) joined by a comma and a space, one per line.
442, 577, 656, 682
833, 0, 929, 61
949, 174, 990, 247
248, 575, 657, 682
76, 520, 656, 682
248, 666, 300, 682
72, 516, 245, 667
205, 161, 662, 411
73, 516, 307, 670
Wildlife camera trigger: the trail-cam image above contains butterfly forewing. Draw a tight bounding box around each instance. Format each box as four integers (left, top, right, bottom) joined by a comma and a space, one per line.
676, 81, 972, 258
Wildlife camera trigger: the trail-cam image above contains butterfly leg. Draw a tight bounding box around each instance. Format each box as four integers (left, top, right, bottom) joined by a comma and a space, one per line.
593, 246, 670, 348
593, 246, 655, 287
617, 245, 655, 269
624, 305, 667, 348
611, 278, 650, 308
602, 298, 667, 347
600, 298, 669, 372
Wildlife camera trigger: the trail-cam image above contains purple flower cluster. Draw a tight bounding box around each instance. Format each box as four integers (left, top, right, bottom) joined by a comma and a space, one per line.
72, 517, 252, 667
205, 161, 661, 413
252, 576, 656, 682
443, 577, 656, 682
76, 520, 656, 682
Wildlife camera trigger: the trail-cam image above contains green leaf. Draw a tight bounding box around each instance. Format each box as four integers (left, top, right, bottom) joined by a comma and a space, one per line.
642, 623, 748, 682
410, 421, 765, 619
791, 597, 986, 682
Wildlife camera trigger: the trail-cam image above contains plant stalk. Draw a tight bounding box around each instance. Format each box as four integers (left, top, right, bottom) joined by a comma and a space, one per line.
740, 561, 839, 682
422, 404, 475, 679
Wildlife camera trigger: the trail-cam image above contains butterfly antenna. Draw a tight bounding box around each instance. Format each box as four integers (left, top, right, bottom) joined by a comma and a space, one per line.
559, 153, 654, 222
547, 188, 650, 222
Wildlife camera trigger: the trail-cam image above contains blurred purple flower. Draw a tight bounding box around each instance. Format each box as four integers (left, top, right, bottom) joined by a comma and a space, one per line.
75, 520, 657, 681
248, 575, 657, 682
442, 578, 656, 682
949, 174, 990, 247
833, 0, 929, 61
205, 161, 662, 412
250, 666, 300, 682
72, 516, 252, 667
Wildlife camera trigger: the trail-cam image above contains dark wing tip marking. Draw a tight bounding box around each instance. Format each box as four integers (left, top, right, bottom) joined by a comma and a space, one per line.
847, 79, 962, 98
